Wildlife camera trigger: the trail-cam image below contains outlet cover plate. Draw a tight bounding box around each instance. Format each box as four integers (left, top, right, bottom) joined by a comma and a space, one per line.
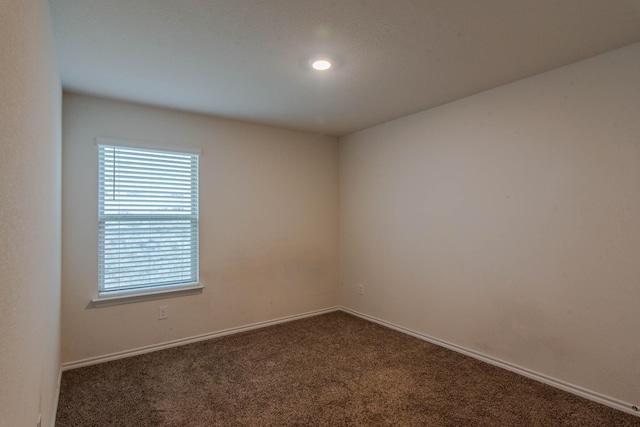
158, 305, 168, 320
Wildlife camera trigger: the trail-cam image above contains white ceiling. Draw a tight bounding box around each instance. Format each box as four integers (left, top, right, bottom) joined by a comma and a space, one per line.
50, 0, 640, 136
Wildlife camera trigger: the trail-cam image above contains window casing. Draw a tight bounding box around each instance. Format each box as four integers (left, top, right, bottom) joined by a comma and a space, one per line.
98, 142, 199, 297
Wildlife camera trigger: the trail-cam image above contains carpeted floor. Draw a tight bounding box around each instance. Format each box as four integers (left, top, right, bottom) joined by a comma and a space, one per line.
56, 311, 640, 426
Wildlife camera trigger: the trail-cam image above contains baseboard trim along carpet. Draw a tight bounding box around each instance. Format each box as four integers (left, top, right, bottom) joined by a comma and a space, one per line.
51, 368, 62, 427
340, 306, 639, 417
61, 306, 341, 371
61, 305, 638, 418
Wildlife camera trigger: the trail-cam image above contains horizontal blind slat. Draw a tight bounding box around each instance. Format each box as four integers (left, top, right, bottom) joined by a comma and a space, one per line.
103, 267, 196, 281
102, 278, 197, 290
102, 259, 195, 269
99, 156, 193, 168
100, 147, 194, 161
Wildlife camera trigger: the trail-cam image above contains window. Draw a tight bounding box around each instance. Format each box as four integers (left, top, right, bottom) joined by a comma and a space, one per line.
96, 140, 199, 302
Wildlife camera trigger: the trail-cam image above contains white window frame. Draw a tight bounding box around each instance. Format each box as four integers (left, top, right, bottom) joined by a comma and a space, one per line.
92, 137, 203, 307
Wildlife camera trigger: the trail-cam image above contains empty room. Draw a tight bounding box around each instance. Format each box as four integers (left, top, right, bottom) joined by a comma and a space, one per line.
1, 0, 640, 426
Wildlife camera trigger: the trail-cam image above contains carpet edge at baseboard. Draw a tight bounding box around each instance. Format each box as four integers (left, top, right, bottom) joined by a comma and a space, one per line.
340, 306, 639, 418
60, 304, 638, 418
51, 368, 62, 427
61, 306, 341, 371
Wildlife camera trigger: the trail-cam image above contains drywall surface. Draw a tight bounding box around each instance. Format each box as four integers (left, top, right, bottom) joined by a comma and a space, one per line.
61, 94, 339, 363
339, 43, 640, 405
0, 1, 62, 426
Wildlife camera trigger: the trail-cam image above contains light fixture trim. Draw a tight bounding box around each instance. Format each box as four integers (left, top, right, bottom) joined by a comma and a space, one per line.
311, 58, 332, 71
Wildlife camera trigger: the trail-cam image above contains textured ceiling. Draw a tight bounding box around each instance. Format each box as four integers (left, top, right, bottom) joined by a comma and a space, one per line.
49, 0, 640, 136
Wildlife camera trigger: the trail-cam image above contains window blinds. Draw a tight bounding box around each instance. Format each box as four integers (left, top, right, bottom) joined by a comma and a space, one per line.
98, 144, 199, 293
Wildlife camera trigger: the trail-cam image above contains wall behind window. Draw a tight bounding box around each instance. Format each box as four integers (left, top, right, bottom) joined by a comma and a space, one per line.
339, 42, 640, 406
61, 93, 339, 363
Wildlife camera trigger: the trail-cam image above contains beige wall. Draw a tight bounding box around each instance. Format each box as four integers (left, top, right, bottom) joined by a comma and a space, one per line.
61, 93, 339, 363
0, 1, 62, 426
339, 43, 640, 405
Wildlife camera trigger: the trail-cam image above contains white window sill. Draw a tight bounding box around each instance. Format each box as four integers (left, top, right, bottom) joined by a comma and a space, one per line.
92, 285, 204, 308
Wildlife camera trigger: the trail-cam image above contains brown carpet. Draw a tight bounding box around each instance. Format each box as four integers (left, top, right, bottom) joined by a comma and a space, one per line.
56, 311, 640, 426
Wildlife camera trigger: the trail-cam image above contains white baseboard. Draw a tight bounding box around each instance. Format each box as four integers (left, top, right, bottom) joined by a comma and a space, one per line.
62, 306, 340, 371
340, 306, 639, 417
59, 304, 638, 417
51, 368, 62, 427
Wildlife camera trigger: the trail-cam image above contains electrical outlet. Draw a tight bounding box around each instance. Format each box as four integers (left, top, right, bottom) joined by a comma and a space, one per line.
358, 284, 364, 295
158, 305, 168, 320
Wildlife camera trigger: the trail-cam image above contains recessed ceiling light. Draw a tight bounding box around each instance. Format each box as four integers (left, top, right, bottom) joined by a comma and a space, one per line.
311, 59, 332, 71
